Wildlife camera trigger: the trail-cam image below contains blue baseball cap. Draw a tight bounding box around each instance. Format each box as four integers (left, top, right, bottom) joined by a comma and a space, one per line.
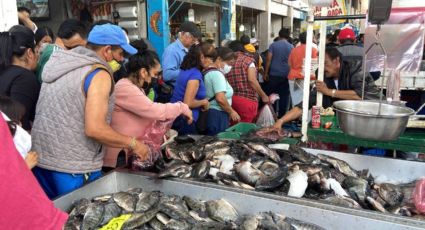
88, 24, 137, 55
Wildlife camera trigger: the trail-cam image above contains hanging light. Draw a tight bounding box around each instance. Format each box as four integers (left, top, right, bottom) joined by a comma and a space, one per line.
188, 6, 195, 22
239, 5, 244, 32
252, 26, 256, 33
214, 19, 217, 27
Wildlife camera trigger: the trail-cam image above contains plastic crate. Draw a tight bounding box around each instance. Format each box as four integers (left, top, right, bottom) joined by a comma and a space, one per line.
217, 123, 259, 140
225, 122, 258, 133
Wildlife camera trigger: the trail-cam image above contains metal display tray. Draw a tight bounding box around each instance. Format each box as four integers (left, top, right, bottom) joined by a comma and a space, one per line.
54, 171, 425, 230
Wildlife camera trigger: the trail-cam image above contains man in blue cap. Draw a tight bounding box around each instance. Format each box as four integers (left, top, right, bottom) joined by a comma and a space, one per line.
32, 24, 149, 198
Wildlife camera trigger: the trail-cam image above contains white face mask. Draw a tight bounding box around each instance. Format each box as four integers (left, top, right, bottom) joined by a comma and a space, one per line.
221, 63, 232, 74
1, 112, 31, 158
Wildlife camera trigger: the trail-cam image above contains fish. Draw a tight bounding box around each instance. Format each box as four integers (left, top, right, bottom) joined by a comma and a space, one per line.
366, 196, 387, 213
113, 192, 136, 212
297, 164, 322, 176
241, 215, 260, 230
178, 151, 194, 164
235, 161, 265, 186
322, 178, 348, 197
189, 211, 212, 222
255, 127, 288, 141
190, 221, 236, 230
136, 191, 161, 212
377, 183, 404, 207
191, 161, 211, 179
322, 195, 361, 209
158, 163, 192, 178
205, 146, 231, 160
123, 207, 160, 229
204, 140, 228, 150
183, 196, 207, 217
289, 145, 319, 164
246, 142, 281, 163
164, 219, 191, 230
92, 194, 112, 202
69, 198, 90, 218
159, 201, 192, 221
205, 199, 239, 222
149, 217, 166, 230
255, 168, 288, 191
156, 212, 171, 225
317, 154, 358, 177
100, 201, 122, 226
286, 217, 326, 230
82, 202, 105, 230
64, 216, 82, 230
343, 176, 369, 206
127, 187, 143, 195
259, 161, 280, 176
287, 169, 308, 198
214, 155, 237, 175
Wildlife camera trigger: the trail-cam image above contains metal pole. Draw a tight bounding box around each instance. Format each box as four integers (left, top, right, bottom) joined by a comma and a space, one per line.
316, 7, 327, 107
314, 14, 366, 21
301, 9, 314, 143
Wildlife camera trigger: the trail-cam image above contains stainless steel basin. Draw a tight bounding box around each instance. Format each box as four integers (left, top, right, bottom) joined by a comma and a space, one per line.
333, 100, 415, 141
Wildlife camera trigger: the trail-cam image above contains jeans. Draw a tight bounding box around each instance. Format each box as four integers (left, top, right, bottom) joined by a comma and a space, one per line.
266, 75, 290, 118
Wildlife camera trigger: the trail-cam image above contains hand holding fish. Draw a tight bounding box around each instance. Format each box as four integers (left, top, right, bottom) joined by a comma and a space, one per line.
133, 140, 150, 162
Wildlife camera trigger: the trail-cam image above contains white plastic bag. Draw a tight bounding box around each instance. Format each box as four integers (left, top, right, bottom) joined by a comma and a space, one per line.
256, 105, 276, 128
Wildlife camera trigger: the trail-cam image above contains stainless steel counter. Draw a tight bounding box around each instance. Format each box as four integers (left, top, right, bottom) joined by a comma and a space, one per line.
54, 171, 425, 230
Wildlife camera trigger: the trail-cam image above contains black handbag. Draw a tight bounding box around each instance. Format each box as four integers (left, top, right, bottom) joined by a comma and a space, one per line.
196, 96, 216, 134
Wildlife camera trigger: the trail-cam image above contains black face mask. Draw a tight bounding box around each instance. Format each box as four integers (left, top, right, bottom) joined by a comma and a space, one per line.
142, 81, 152, 95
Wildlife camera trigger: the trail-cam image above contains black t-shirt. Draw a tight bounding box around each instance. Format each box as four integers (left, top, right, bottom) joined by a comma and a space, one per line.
0, 65, 41, 130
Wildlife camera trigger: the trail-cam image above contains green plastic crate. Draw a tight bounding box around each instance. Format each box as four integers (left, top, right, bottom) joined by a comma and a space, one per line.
217, 123, 258, 140
217, 131, 242, 140
225, 122, 258, 133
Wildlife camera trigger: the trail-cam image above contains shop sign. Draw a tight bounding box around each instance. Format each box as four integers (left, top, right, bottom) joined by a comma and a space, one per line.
313, 0, 347, 29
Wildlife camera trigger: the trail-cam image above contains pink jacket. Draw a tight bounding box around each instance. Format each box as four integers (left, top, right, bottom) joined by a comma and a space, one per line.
103, 78, 190, 167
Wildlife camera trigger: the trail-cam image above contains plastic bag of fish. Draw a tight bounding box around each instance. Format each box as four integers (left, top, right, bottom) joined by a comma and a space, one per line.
64, 187, 325, 230
157, 137, 425, 219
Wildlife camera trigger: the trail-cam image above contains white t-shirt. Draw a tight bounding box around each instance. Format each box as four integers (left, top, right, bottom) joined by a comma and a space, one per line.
1, 112, 31, 158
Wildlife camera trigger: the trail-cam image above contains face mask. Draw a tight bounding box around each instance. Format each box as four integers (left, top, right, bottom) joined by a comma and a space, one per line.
221, 63, 232, 74
108, 60, 121, 73
142, 81, 153, 95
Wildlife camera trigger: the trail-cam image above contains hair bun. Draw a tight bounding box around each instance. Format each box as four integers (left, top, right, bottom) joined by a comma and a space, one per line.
130, 39, 148, 54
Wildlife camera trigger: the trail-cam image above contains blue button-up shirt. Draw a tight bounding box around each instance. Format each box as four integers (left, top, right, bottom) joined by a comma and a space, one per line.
162, 39, 188, 85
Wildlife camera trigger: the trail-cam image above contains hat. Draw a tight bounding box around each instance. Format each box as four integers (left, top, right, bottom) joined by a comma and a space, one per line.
88, 24, 137, 55
179, 21, 202, 39
338, 28, 356, 41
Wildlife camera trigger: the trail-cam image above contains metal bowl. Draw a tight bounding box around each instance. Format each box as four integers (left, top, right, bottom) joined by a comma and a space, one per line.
333, 100, 415, 141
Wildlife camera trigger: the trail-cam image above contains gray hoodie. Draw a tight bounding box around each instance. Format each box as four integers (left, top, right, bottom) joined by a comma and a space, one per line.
32, 46, 115, 174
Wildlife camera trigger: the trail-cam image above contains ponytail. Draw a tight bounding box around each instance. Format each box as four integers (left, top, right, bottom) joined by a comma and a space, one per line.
0, 32, 14, 72
0, 25, 35, 72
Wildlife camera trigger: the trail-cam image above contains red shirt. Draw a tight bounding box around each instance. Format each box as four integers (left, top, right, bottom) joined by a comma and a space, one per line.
288, 44, 318, 80
226, 52, 258, 101
0, 115, 68, 229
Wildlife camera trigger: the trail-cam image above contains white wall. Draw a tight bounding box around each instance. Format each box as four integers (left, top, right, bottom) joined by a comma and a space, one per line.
271, 14, 283, 40
0, 0, 18, 31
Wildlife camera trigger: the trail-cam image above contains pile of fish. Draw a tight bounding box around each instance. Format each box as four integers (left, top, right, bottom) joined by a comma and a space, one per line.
158, 136, 423, 218
65, 187, 325, 230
